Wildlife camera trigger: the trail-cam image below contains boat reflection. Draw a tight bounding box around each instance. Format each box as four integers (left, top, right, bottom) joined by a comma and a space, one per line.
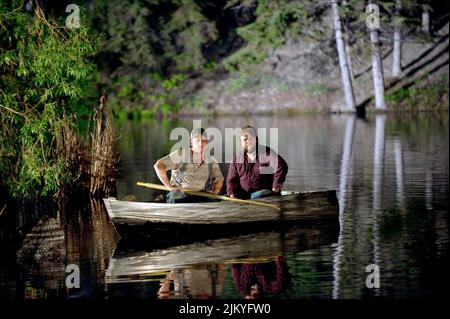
106, 221, 338, 299
155, 257, 290, 299
157, 264, 226, 299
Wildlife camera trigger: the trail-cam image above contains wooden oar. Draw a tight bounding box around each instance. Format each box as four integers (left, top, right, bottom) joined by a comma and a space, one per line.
137, 182, 282, 211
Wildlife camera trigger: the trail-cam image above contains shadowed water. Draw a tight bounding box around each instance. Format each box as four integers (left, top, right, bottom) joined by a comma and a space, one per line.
1, 112, 448, 299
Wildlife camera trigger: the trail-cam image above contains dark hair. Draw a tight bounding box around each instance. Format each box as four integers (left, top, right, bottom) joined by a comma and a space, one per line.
191, 127, 208, 139
241, 126, 257, 137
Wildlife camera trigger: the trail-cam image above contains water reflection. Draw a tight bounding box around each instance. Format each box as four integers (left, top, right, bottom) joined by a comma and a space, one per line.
373, 114, 386, 211
372, 114, 386, 294
231, 256, 290, 299
16, 213, 66, 298
2, 113, 449, 299
393, 138, 405, 207
333, 115, 356, 299
158, 265, 226, 299
8, 199, 119, 299
105, 222, 338, 299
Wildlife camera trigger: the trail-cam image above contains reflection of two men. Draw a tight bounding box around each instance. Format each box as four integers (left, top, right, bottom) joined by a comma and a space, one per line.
157, 257, 290, 299
231, 256, 290, 299
158, 264, 225, 299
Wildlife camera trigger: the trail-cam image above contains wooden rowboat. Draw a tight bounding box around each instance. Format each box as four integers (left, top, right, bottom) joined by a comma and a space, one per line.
103, 190, 339, 228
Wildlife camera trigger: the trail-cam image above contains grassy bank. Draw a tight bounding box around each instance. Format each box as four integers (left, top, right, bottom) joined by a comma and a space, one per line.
385, 73, 449, 111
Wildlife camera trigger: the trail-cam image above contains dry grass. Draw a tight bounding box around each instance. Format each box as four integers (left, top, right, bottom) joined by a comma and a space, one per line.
89, 95, 119, 197
56, 94, 119, 199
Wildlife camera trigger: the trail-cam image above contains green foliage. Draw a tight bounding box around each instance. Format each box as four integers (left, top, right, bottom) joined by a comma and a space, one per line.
86, 0, 335, 109
386, 74, 449, 109
164, 0, 218, 71
224, 0, 321, 72
228, 73, 294, 93
303, 84, 335, 96
162, 73, 186, 90
224, 46, 268, 72
93, 0, 158, 71
110, 73, 185, 118
228, 74, 261, 92
0, 2, 98, 199
89, 0, 217, 116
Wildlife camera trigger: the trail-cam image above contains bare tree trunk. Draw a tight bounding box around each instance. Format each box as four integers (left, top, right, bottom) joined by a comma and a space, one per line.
344, 37, 355, 81
370, 22, 386, 109
331, 0, 356, 111
392, 0, 402, 77
422, 4, 430, 34
342, 0, 355, 81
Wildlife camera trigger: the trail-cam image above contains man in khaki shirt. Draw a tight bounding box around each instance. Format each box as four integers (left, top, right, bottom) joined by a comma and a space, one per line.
154, 128, 224, 203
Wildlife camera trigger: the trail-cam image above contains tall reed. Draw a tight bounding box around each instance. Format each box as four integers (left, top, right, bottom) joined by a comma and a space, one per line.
56, 94, 119, 199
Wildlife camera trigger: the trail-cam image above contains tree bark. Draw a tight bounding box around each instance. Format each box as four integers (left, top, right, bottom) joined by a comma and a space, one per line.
369, 15, 386, 109
342, 0, 355, 81
392, 0, 402, 77
422, 4, 430, 34
344, 37, 355, 81
331, 0, 356, 111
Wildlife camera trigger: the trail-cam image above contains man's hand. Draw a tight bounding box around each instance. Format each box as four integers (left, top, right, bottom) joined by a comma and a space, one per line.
169, 185, 182, 192
272, 187, 280, 193
154, 160, 174, 191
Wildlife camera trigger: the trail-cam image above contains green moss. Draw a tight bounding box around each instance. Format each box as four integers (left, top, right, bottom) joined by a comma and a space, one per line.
228, 74, 261, 92
224, 0, 319, 72
386, 74, 449, 110
303, 84, 335, 96
227, 74, 293, 93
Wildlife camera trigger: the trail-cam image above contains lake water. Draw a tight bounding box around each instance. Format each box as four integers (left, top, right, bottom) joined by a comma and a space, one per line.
1, 113, 448, 299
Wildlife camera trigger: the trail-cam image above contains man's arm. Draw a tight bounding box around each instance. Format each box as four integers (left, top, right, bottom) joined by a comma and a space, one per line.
154, 160, 178, 191
271, 154, 288, 193
226, 158, 241, 197
210, 162, 224, 194
212, 179, 224, 194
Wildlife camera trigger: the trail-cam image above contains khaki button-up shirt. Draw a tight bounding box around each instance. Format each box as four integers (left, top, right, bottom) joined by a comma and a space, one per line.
159, 149, 224, 191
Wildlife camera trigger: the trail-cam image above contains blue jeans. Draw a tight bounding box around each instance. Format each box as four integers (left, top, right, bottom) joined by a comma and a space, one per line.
250, 189, 279, 199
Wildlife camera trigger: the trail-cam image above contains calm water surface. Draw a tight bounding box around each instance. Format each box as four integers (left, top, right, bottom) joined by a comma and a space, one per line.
1, 113, 448, 299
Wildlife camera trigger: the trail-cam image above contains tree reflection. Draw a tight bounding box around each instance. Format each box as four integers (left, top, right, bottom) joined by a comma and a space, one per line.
13, 199, 119, 299
333, 115, 356, 299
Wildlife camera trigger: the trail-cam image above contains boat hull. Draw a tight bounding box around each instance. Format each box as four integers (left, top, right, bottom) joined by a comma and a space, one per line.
103, 191, 339, 228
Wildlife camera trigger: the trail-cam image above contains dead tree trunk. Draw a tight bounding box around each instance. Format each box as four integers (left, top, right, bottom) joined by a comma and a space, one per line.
422, 3, 431, 34
331, 0, 356, 111
368, 0, 386, 110
392, 0, 402, 77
